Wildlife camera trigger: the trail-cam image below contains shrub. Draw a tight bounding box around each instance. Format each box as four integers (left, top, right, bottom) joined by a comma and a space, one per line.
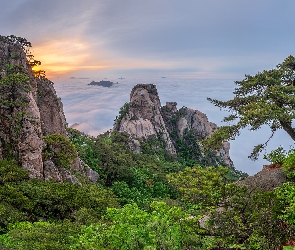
0, 160, 29, 184
43, 134, 77, 169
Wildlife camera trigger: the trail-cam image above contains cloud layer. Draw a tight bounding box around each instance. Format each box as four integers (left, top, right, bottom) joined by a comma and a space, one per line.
53, 77, 294, 175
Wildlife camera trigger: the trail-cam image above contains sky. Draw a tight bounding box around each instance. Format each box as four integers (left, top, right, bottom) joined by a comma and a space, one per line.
2, 0, 295, 78
1, 0, 295, 174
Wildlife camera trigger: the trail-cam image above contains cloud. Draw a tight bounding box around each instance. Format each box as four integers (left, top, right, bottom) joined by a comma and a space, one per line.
31, 39, 110, 77
3, 0, 295, 77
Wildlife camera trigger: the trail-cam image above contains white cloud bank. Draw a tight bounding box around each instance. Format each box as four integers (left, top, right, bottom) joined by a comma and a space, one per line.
54, 76, 294, 175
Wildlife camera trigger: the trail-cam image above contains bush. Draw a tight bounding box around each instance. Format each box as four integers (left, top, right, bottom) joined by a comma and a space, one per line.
15, 179, 119, 220
0, 160, 29, 184
70, 202, 202, 250
1, 221, 81, 250
43, 134, 77, 169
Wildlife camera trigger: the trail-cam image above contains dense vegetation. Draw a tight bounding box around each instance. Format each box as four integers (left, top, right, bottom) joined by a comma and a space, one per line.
0, 127, 294, 249
0, 36, 294, 249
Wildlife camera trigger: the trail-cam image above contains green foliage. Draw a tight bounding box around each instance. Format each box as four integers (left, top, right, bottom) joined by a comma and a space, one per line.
111, 168, 172, 208
275, 182, 295, 225
0, 160, 30, 232
14, 179, 119, 221
264, 146, 295, 178
114, 102, 130, 125
0, 203, 28, 234
68, 129, 180, 208
68, 128, 246, 212
0, 179, 119, 232
43, 134, 77, 169
67, 128, 101, 171
263, 146, 287, 165
168, 166, 291, 249
167, 166, 234, 211
1, 221, 81, 250
0, 160, 119, 232
0, 160, 29, 184
203, 55, 295, 160
0, 72, 31, 108
70, 202, 203, 250
140, 134, 176, 162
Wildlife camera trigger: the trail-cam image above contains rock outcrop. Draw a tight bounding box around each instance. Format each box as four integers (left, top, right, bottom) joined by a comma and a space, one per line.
162, 104, 233, 166
0, 36, 98, 184
237, 165, 289, 191
114, 84, 176, 154
114, 84, 233, 166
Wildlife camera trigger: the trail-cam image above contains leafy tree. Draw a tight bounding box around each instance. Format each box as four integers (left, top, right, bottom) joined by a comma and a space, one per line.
275, 182, 295, 227
203, 55, 295, 160
70, 202, 203, 250
263, 146, 295, 178
14, 179, 119, 221
0, 160, 30, 232
167, 166, 291, 249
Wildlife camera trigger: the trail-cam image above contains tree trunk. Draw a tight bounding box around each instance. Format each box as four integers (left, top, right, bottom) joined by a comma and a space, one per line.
280, 120, 295, 141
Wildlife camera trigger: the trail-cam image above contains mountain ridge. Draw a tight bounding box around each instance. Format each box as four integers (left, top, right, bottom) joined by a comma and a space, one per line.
113, 83, 233, 167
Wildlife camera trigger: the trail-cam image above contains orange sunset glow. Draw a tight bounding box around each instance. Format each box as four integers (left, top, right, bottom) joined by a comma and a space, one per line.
31, 39, 110, 78
31, 39, 201, 79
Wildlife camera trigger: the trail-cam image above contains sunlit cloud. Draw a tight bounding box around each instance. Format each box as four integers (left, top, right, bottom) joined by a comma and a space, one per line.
31, 39, 109, 77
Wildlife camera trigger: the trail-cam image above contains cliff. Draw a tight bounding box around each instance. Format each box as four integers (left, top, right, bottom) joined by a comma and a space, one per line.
0, 36, 98, 184
114, 84, 233, 167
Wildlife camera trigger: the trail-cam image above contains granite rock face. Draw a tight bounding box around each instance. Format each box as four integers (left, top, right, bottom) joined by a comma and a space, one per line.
162, 103, 233, 167
0, 37, 98, 184
114, 84, 233, 166
0, 39, 44, 178
114, 84, 176, 154
36, 77, 68, 137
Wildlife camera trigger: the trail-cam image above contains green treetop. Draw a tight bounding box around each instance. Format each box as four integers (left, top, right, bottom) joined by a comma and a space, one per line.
203, 55, 295, 160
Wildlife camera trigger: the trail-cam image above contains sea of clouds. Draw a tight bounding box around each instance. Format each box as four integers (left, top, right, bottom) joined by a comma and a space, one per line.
53, 76, 293, 175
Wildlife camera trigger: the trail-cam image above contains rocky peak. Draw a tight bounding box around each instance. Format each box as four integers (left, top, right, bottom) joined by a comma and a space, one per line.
162, 103, 233, 167
114, 84, 176, 154
0, 36, 98, 184
175, 107, 217, 139
114, 84, 233, 167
